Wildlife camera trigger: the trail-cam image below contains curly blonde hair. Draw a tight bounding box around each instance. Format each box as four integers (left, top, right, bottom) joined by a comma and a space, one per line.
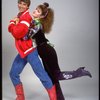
37, 2, 54, 34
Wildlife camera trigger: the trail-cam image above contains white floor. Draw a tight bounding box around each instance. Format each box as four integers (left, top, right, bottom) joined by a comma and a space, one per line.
2, 67, 99, 100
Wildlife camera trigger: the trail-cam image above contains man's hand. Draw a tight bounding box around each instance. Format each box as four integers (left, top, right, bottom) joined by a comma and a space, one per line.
13, 17, 19, 24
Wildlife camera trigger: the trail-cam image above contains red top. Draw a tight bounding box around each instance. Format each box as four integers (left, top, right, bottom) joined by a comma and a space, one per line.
8, 10, 35, 58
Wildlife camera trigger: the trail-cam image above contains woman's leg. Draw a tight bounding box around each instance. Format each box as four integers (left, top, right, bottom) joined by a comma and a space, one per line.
56, 67, 92, 80
37, 43, 92, 100
42, 57, 65, 100
37, 44, 65, 100
38, 44, 92, 81
9, 54, 27, 100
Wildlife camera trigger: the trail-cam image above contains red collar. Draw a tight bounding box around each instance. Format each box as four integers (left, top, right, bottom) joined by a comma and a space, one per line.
17, 9, 29, 18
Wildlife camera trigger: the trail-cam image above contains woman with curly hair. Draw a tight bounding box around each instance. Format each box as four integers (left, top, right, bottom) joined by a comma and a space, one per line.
26, 2, 92, 100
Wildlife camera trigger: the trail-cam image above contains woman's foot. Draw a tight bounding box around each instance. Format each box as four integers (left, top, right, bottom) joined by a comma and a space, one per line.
75, 67, 92, 78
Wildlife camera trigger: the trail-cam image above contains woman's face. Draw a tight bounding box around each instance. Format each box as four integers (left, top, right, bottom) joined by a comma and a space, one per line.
32, 7, 42, 18
18, 1, 29, 13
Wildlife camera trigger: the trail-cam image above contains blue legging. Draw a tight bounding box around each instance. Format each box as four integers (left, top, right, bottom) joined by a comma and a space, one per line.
9, 49, 53, 89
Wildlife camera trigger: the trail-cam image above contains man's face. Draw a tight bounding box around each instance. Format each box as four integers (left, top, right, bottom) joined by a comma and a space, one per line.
18, 1, 29, 13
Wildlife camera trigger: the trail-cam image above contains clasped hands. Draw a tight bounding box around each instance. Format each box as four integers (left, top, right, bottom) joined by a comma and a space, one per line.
13, 17, 19, 24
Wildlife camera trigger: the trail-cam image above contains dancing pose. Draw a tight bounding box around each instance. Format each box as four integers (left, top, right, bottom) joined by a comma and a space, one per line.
26, 2, 92, 100
8, 0, 57, 100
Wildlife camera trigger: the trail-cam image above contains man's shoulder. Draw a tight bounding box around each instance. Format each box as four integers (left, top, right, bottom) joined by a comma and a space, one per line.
20, 11, 32, 21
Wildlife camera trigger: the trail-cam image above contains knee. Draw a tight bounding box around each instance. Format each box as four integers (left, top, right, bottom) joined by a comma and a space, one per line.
9, 70, 13, 79
9, 70, 17, 80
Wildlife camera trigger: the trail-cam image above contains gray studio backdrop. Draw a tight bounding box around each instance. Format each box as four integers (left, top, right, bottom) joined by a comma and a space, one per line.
2, 0, 99, 100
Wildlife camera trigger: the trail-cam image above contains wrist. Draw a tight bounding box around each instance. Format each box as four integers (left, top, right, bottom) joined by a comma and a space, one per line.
9, 20, 16, 24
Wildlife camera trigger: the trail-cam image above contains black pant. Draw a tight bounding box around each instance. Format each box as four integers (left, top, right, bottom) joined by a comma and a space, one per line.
37, 43, 65, 100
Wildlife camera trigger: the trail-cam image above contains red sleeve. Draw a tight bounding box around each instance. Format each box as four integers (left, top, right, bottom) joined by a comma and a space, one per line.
8, 13, 32, 39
